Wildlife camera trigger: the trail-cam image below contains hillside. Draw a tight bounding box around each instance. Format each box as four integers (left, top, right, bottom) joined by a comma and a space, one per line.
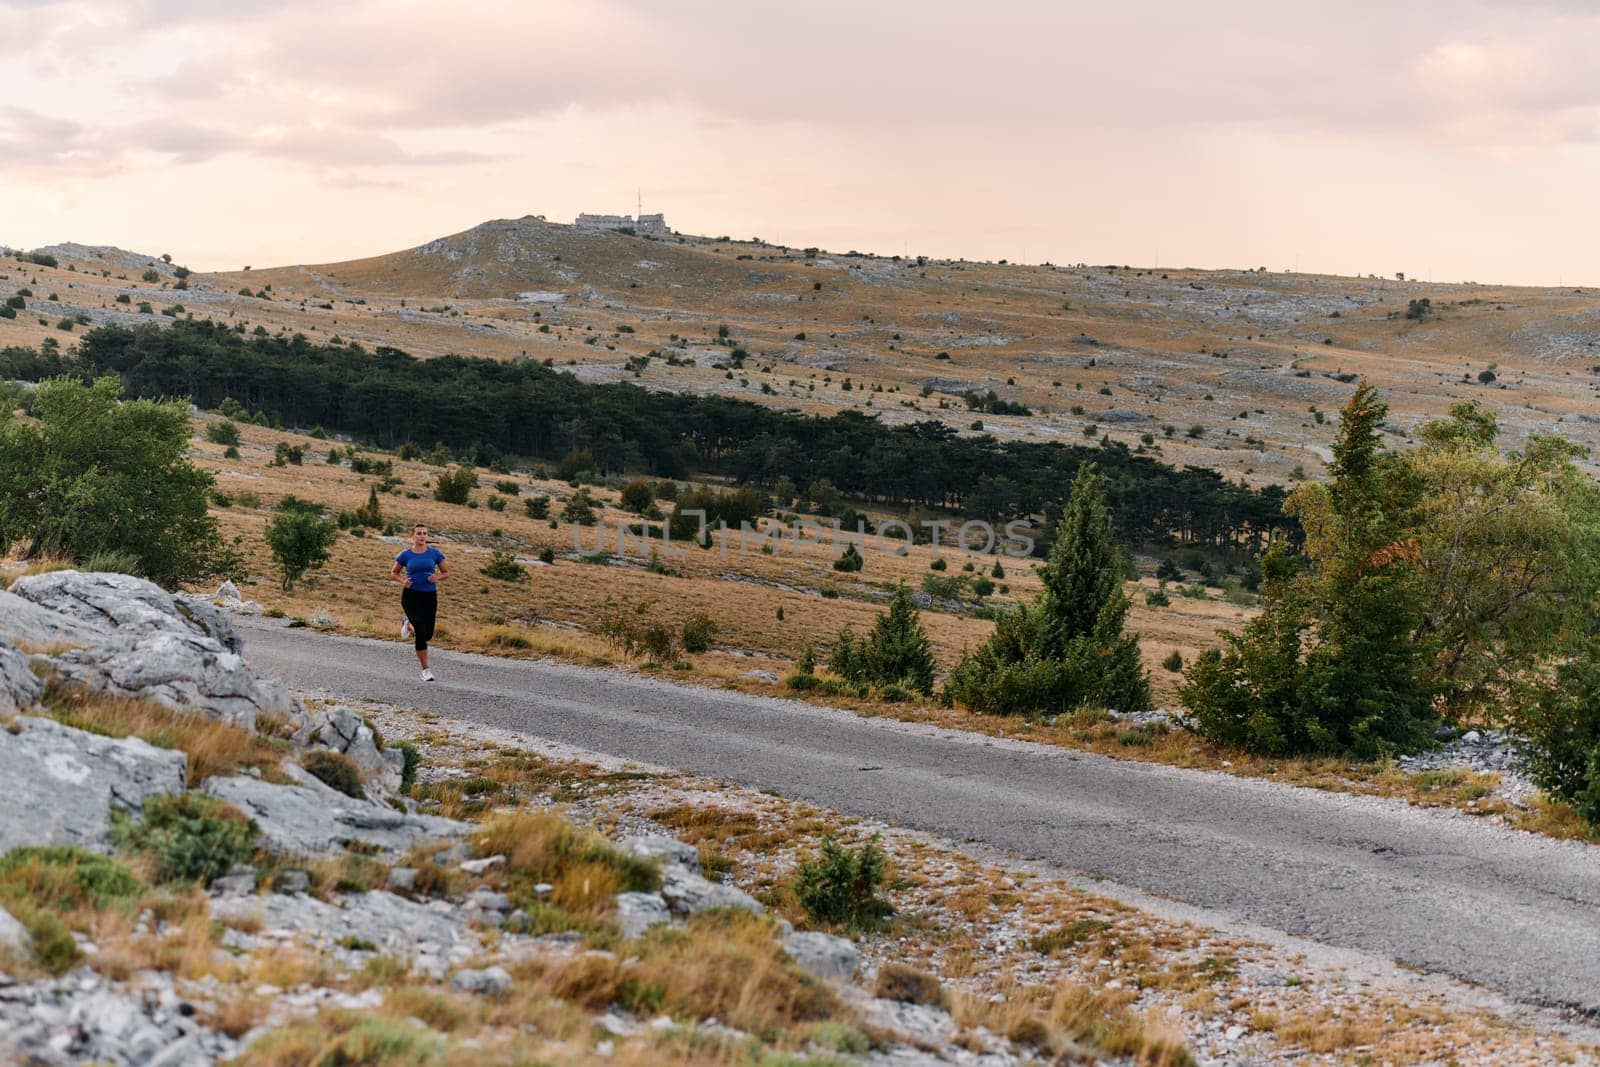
6, 221, 1600, 487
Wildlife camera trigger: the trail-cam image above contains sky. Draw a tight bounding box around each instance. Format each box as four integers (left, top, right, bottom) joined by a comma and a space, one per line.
4, 0, 1600, 285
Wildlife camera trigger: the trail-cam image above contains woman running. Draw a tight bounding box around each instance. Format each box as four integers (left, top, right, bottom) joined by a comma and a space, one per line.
392, 523, 448, 681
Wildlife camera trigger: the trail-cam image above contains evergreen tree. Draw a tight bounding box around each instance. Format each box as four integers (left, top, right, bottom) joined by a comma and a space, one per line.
1183, 383, 1436, 756
829, 583, 937, 695
945, 464, 1150, 715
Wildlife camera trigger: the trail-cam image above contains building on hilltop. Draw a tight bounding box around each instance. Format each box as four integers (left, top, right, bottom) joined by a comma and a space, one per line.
574, 212, 668, 235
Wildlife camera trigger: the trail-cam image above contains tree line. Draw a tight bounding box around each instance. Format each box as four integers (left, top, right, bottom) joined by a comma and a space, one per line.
0, 320, 1295, 553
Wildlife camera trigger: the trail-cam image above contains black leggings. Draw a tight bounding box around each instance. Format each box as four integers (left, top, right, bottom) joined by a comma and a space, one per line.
401, 589, 437, 651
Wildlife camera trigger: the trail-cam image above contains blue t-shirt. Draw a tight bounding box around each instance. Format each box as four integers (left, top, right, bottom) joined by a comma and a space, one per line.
396, 547, 445, 593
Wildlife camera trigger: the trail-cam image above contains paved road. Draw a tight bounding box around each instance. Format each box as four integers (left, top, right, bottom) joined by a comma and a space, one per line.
241, 620, 1600, 1016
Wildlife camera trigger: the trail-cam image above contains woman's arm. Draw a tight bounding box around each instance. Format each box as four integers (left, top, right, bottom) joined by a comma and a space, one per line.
432, 558, 449, 582
391, 559, 411, 586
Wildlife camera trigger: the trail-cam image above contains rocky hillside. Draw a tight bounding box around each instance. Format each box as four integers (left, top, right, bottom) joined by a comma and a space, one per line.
6, 228, 1600, 488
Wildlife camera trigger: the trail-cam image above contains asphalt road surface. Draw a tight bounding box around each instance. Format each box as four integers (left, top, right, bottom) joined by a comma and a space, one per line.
240, 619, 1600, 1016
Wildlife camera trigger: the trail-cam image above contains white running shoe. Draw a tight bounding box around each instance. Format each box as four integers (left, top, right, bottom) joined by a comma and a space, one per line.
421, 668, 434, 682
401, 617, 414, 639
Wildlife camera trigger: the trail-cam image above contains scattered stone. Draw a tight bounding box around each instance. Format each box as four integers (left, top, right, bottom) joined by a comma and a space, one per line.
740, 669, 779, 684
460, 855, 506, 874
210, 871, 257, 896
0, 716, 186, 853
450, 966, 512, 997
782, 931, 860, 982
619, 833, 699, 868
659, 864, 764, 918
468, 888, 512, 913
386, 868, 419, 892
272, 870, 311, 894
614, 892, 672, 939
210, 891, 471, 975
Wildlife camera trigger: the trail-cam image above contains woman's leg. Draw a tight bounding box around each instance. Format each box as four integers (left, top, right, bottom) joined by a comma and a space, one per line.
413, 592, 438, 668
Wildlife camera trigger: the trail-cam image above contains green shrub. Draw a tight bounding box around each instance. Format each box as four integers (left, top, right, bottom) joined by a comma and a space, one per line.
304, 750, 365, 799
481, 550, 525, 582
265, 497, 338, 590
494, 479, 520, 495
794, 836, 892, 932
1162, 649, 1184, 673
111, 794, 257, 885
0, 845, 144, 907
0, 377, 241, 586
432, 465, 478, 505
827, 584, 936, 696
1145, 584, 1170, 607
392, 741, 422, 795
525, 496, 550, 520
619, 478, 655, 513
833, 543, 863, 572
561, 488, 598, 526
205, 419, 241, 446
680, 611, 717, 653
1515, 639, 1600, 828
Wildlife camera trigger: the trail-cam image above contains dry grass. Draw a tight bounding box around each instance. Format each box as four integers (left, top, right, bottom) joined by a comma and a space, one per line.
36, 682, 291, 785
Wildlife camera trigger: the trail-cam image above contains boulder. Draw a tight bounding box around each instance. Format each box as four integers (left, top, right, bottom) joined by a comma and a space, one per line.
450, 966, 512, 996
659, 864, 764, 918
295, 706, 398, 791
9, 571, 238, 651
614, 892, 671, 939
620, 833, 700, 868
202, 765, 465, 857
782, 931, 860, 981
0, 590, 105, 649
4, 571, 302, 732
50, 630, 300, 732
0, 638, 43, 715
0, 715, 186, 853
0, 904, 32, 959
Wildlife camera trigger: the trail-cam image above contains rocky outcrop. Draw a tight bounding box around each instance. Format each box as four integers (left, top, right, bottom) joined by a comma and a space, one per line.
210, 890, 473, 977
615, 891, 672, 938
295, 705, 404, 792
50, 631, 297, 731
0, 637, 43, 714
203, 764, 464, 857
782, 931, 861, 982
0, 715, 187, 853
9, 571, 239, 651
1, 571, 302, 732
618, 833, 765, 919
